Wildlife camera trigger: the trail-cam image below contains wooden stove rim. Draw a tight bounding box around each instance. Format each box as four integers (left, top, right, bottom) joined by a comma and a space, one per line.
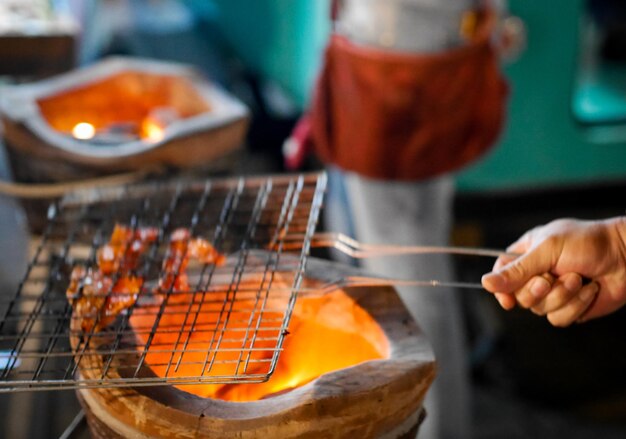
74, 255, 435, 422
0, 55, 249, 160
2, 115, 249, 171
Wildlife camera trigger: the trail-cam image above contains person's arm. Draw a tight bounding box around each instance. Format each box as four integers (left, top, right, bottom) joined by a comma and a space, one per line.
481, 216, 626, 327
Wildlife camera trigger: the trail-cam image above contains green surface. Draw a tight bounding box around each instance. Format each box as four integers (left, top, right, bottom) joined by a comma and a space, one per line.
210, 0, 330, 107
456, 0, 626, 192
572, 65, 626, 125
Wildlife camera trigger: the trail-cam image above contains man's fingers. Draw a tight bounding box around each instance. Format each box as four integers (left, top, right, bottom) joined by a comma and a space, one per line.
514, 273, 555, 308
576, 282, 622, 323
482, 244, 555, 293
495, 292, 516, 310
493, 255, 515, 272
529, 273, 583, 315
493, 235, 531, 271
545, 282, 600, 327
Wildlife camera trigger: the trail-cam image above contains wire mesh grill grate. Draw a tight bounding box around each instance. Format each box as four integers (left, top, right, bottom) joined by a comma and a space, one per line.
0, 173, 326, 392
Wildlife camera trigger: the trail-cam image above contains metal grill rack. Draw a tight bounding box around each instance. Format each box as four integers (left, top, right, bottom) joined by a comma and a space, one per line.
0, 173, 327, 392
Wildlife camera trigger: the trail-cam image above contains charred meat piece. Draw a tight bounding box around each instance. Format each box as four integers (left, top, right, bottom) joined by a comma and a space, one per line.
68, 224, 224, 332
158, 228, 224, 296
97, 224, 158, 275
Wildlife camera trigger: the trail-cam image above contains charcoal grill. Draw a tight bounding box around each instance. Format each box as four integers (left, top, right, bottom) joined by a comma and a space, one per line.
0, 172, 326, 392
0, 169, 508, 396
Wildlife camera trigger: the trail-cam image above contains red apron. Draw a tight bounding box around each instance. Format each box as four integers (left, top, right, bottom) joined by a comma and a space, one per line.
305, 6, 508, 181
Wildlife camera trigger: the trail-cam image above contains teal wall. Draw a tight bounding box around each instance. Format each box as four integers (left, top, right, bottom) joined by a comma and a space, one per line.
210, 0, 330, 106
456, 0, 626, 192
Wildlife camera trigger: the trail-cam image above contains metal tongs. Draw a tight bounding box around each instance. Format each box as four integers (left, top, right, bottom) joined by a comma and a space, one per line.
276, 232, 519, 294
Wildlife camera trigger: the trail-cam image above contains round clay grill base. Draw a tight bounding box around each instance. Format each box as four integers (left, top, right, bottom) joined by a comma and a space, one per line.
71, 257, 436, 439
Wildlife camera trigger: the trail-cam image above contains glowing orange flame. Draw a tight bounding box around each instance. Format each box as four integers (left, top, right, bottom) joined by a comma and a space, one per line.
72, 122, 96, 139
141, 118, 166, 142
130, 285, 389, 402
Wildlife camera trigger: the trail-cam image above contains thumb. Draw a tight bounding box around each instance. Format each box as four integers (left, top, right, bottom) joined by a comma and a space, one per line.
482, 245, 555, 293
492, 230, 535, 272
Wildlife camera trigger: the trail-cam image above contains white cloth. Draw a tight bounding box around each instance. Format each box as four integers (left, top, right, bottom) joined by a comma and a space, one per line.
324, 168, 471, 439
336, 0, 478, 52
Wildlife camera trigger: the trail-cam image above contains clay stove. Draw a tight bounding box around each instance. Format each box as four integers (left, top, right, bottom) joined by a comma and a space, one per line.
76, 258, 435, 439
0, 56, 249, 183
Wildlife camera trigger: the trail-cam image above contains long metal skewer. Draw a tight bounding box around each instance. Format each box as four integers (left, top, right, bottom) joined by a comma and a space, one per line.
273, 232, 520, 294
295, 275, 488, 297
278, 232, 519, 259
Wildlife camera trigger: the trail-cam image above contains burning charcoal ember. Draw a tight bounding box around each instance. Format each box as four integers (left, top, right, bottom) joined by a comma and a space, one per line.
141, 107, 181, 142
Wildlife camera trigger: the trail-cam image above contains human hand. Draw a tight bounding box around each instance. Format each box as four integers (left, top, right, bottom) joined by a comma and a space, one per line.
481, 217, 626, 327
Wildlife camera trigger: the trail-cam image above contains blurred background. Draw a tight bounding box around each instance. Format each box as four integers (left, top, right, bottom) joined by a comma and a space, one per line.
1, 0, 626, 437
